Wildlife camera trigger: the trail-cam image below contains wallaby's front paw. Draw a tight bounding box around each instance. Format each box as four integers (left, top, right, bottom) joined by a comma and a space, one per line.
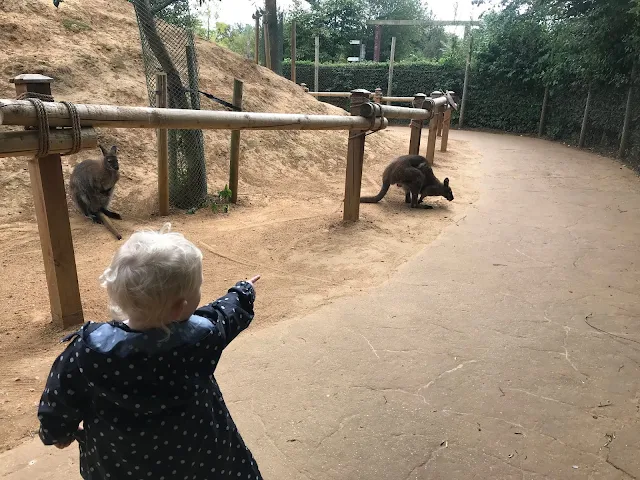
90, 215, 103, 224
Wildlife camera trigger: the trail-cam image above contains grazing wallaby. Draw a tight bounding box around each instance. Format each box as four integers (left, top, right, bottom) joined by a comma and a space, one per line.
69, 145, 121, 224
360, 154, 454, 209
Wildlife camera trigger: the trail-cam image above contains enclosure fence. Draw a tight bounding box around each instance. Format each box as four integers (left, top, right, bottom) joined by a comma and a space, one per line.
131, 0, 207, 209
0, 74, 455, 329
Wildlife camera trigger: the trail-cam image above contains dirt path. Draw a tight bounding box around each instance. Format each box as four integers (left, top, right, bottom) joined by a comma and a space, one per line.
2, 130, 639, 479
0, 127, 480, 452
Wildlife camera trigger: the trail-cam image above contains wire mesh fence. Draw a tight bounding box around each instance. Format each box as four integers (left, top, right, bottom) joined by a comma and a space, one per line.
131, 0, 207, 210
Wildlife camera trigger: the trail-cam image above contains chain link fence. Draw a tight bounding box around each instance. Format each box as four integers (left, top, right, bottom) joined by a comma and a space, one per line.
131, 0, 207, 210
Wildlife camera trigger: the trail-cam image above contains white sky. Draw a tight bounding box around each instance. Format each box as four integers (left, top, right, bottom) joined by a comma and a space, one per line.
207, 0, 490, 34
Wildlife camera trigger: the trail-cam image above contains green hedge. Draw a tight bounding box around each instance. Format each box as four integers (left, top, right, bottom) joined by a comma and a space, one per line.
282, 61, 640, 169
283, 61, 465, 113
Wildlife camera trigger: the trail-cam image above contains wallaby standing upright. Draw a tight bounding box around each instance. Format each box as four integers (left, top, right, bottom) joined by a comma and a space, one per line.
69, 145, 121, 224
360, 154, 454, 208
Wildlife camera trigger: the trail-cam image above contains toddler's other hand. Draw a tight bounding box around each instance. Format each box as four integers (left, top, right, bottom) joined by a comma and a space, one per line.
248, 275, 260, 286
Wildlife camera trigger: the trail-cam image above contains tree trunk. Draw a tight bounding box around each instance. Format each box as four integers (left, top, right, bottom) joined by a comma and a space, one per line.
131, 0, 188, 110
264, 0, 278, 73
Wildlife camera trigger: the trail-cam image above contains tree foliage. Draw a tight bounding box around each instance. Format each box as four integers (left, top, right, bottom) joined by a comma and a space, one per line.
282, 0, 448, 63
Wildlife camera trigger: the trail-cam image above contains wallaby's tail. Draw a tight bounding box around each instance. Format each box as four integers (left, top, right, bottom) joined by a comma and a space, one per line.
360, 182, 391, 203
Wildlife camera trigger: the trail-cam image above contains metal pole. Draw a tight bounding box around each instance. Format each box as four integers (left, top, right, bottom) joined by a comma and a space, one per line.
386, 37, 396, 106
458, 34, 473, 128
314, 36, 320, 92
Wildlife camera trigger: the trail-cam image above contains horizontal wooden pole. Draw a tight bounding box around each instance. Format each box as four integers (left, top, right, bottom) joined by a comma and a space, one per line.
309, 92, 352, 98
366, 19, 481, 26
0, 99, 388, 131
381, 96, 414, 103
0, 128, 98, 158
309, 92, 414, 103
359, 102, 433, 120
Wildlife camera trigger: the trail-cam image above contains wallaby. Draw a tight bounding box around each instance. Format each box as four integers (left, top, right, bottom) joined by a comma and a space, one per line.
360, 154, 454, 209
69, 145, 121, 224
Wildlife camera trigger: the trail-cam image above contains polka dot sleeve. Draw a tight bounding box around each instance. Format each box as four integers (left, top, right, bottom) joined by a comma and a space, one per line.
37, 338, 88, 446
194, 280, 256, 349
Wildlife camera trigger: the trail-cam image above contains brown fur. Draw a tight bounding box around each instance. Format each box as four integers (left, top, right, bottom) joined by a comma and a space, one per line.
69, 145, 121, 224
360, 155, 454, 208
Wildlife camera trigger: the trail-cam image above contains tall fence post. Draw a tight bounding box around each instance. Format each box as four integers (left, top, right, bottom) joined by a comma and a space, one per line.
441, 105, 452, 152
156, 72, 169, 216
253, 11, 260, 65
538, 86, 549, 137
619, 63, 636, 158
344, 89, 370, 222
314, 36, 320, 92
578, 85, 592, 149
229, 79, 244, 203
409, 93, 427, 155
290, 21, 297, 84
458, 34, 473, 128
264, 17, 272, 70
386, 37, 396, 106
374, 25, 382, 62
11, 74, 83, 327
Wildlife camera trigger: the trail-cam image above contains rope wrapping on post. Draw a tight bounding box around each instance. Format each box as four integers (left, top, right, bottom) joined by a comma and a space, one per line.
14, 92, 84, 157
20, 96, 51, 157
61, 101, 82, 154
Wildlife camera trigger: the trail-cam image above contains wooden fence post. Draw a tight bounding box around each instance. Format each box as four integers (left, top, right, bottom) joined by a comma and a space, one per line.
458, 33, 473, 128
409, 93, 427, 155
386, 37, 396, 105
290, 21, 297, 84
373, 87, 383, 103
156, 72, 169, 216
314, 36, 320, 92
441, 106, 452, 152
253, 11, 260, 65
538, 86, 549, 137
263, 16, 272, 70
578, 85, 592, 148
619, 63, 636, 158
229, 79, 244, 203
343, 89, 370, 222
11, 74, 83, 328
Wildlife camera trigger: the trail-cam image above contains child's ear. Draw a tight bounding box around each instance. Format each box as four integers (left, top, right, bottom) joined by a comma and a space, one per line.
169, 298, 188, 321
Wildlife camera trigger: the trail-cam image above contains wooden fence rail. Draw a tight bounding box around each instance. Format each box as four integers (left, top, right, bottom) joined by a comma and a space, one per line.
1, 74, 456, 328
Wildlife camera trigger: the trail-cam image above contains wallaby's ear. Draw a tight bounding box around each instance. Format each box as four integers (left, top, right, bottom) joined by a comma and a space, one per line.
444, 177, 449, 187
99, 144, 107, 157
109, 145, 118, 155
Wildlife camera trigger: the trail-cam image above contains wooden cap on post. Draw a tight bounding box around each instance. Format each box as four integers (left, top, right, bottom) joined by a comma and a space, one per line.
412, 93, 427, 109
11, 74, 54, 96
373, 87, 383, 103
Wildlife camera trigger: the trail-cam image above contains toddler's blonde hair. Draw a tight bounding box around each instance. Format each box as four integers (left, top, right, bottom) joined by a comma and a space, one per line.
100, 223, 203, 326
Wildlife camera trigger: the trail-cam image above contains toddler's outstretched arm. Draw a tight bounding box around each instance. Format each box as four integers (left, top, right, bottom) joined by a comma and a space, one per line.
195, 276, 260, 349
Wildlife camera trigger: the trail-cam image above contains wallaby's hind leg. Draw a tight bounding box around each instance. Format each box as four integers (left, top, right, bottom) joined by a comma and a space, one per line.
405, 191, 411, 203
101, 208, 122, 220
89, 213, 103, 224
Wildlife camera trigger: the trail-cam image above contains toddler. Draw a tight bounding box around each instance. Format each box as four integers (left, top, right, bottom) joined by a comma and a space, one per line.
37, 223, 262, 480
